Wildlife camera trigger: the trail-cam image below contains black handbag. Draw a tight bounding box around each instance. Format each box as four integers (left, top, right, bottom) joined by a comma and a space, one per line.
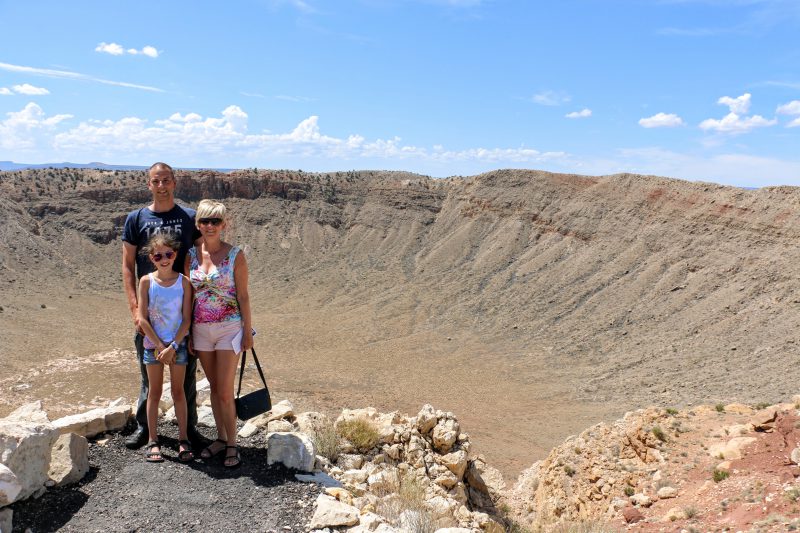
235, 348, 272, 421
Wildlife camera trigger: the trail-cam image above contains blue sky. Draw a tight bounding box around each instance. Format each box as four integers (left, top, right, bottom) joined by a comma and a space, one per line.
1, 0, 799, 186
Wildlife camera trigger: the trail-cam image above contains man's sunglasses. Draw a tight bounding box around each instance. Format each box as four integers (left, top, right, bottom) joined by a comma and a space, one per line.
198, 218, 223, 226
151, 251, 176, 261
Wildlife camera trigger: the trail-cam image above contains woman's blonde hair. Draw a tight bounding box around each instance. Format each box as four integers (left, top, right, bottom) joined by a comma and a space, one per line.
196, 199, 227, 222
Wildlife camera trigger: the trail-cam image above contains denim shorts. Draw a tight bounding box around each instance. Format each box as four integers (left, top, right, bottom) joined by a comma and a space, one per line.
143, 342, 189, 366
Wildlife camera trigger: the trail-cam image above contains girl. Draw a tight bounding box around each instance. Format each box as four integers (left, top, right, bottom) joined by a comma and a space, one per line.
187, 199, 253, 468
137, 233, 194, 463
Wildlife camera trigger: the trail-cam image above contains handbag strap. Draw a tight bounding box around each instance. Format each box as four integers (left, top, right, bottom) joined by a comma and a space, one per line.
236, 348, 268, 399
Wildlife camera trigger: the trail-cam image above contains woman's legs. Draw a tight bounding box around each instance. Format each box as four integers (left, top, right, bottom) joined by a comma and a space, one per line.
145, 363, 164, 457
214, 349, 240, 466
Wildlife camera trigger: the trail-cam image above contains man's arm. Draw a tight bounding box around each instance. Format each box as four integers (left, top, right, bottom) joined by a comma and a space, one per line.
122, 242, 141, 331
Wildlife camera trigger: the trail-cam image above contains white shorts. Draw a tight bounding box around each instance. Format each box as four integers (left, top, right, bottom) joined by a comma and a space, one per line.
192, 321, 241, 352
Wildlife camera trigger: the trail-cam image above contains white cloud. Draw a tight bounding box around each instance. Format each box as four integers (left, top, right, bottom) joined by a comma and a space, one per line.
0, 102, 72, 150
0, 87, 12, 96
128, 46, 159, 58
26, 104, 566, 167
0, 62, 163, 92
638, 112, 685, 128
141, 46, 159, 58
718, 93, 751, 114
95, 42, 124, 55
777, 100, 800, 115
699, 113, 776, 133
12, 84, 49, 95
97, 42, 158, 58
565, 108, 592, 119
777, 100, 800, 127
699, 93, 776, 134
531, 90, 571, 106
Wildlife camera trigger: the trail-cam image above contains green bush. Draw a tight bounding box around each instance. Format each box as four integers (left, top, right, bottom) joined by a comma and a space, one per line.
713, 469, 729, 483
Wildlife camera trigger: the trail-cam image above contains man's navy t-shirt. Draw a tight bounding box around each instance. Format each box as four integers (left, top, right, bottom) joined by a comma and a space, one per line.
122, 204, 200, 279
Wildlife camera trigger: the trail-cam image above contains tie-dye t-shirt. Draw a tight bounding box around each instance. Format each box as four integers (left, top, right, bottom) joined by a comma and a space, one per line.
189, 246, 242, 324
143, 273, 186, 349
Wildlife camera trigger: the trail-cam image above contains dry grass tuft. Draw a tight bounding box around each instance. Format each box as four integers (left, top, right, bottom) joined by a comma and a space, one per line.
336, 417, 380, 453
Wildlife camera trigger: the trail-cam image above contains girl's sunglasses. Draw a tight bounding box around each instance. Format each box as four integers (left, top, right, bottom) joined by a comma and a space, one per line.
198, 218, 223, 226
151, 251, 176, 261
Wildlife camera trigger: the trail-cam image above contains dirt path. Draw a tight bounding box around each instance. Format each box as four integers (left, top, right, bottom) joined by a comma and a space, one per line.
9, 423, 322, 532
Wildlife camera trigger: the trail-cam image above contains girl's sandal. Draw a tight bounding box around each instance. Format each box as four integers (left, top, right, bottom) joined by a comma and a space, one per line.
200, 438, 227, 460
224, 445, 241, 468
144, 440, 164, 463
177, 440, 195, 463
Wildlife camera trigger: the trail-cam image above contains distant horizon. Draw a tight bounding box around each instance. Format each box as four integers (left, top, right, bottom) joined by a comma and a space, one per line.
0, 159, 765, 189
1, 0, 798, 188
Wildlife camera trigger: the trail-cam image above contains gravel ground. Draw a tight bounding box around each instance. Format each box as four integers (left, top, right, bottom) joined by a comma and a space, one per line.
9, 423, 322, 532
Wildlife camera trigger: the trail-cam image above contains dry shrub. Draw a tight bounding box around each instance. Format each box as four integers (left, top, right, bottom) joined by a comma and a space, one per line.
311, 420, 340, 462
336, 417, 380, 453
375, 475, 442, 533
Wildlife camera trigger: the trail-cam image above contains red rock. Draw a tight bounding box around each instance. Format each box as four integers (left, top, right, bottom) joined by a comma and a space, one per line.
622, 506, 644, 524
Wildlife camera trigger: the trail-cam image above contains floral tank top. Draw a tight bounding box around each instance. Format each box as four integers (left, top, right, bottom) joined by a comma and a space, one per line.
189, 246, 242, 323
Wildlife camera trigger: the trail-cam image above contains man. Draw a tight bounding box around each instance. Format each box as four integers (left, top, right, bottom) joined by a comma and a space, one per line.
121, 162, 203, 449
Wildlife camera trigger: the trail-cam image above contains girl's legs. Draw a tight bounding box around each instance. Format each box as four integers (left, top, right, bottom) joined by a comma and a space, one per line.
214, 349, 240, 466
145, 363, 164, 458
169, 363, 189, 453
197, 349, 226, 456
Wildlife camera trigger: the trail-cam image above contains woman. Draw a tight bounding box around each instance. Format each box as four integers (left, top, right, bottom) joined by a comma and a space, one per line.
186, 199, 253, 468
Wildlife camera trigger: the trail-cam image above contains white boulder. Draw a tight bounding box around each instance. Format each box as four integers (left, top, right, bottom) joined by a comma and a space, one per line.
0, 463, 21, 506
248, 400, 295, 428
196, 378, 211, 405
309, 494, 360, 529
267, 432, 316, 472
51, 405, 131, 438
4, 401, 50, 424
196, 406, 216, 428
0, 420, 59, 501
432, 419, 459, 453
417, 404, 438, 434
238, 422, 259, 438
48, 433, 89, 487
296, 411, 331, 436
439, 450, 468, 479
267, 419, 295, 433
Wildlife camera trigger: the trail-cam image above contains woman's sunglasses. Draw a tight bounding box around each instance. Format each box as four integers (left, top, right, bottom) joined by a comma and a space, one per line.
198, 218, 223, 226
151, 251, 176, 261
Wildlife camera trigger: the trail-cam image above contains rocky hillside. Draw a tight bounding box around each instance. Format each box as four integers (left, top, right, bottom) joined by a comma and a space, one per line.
1, 167, 799, 477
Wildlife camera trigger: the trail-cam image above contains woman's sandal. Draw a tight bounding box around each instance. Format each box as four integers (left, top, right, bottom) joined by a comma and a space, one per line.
200, 438, 227, 460
144, 440, 164, 463
177, 440, 195, 463
224, 445, 241, 468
